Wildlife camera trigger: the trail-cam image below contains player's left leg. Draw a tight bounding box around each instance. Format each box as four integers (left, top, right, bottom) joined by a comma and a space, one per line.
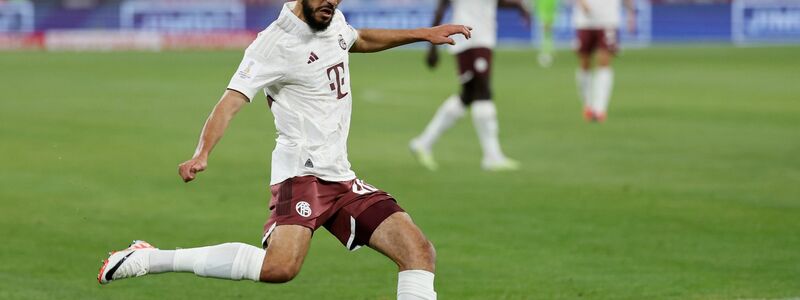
589, 29, 619, 122
467, 48, 519, 171
575, 29, 597, 121
98, 240, 267, 284
369, 212, 437, 300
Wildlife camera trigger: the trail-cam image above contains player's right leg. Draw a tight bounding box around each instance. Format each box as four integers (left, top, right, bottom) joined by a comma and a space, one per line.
589, 49, 614, 122
368, 212, 437, 300
575, 29, 597, 121
97, 225, 312, 284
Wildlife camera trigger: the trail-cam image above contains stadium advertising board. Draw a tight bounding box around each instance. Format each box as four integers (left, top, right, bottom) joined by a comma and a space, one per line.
120, 0, 246, 32
0, 0, 34, 33
732, 0, 800, 44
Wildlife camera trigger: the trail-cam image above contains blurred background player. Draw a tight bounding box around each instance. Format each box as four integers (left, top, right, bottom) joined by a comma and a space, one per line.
410, 0, 529, 172
534, 0, 560, 67
574, 0, 636, 122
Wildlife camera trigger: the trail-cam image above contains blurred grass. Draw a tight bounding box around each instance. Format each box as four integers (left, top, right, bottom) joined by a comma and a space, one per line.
0, 46, 799, 299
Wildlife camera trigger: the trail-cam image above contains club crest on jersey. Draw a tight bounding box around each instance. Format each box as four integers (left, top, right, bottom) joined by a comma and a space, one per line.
338, 34, 347, 50
296, 201, 312, 218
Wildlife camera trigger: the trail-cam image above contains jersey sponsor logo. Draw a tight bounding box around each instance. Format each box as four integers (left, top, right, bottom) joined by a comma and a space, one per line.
338, 34, 347, 50
326, 62, 349, 100
296, 201, 312, 217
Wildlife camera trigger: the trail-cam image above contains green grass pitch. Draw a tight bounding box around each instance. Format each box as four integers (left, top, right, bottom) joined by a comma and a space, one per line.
1, 46, 799, 299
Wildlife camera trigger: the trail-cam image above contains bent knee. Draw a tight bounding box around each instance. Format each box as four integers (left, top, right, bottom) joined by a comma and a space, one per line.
260, 264, 301, 283
400, 239, 436, 271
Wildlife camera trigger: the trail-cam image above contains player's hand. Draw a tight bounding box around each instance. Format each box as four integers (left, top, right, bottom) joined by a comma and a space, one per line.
424, 24, 472, 46
426, 45, 439, 69
178, 156, 207, 183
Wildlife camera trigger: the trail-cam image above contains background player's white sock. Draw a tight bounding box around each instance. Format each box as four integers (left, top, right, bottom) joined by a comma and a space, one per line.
576, 69, 593, 107
413, 95, 465, 150
471, 101, 505, 163
397, 270, 437, 300
148, 243, 265, 281
591, 67, 614, 114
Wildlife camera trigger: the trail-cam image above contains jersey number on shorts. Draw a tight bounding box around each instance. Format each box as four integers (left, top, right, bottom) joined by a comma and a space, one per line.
352, 179, 378, 195
326, 62, 349, 100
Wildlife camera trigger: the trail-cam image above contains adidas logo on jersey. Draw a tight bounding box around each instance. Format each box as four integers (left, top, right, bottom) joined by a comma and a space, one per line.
307, 52, 319, 64
305, 159, 314, 168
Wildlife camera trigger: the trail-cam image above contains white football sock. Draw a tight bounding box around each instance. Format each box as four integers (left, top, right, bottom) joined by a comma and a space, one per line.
576, 69, 592, 107
397, 270, 437, 300
471, 101, 505, 163
149, 243, 265, 281
413, 95, 465, 150
591, 67, 614, 114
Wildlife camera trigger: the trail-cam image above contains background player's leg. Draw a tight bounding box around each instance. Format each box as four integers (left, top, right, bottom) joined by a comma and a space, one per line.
466, 52, 518, 171
368, 212, 437, 300
538, 22, 555, 67
536, 0, 558, 67
576, 52, 594, 119
591, 49, 615, 120
410, 51, 476, 171
410, 94, 466, 170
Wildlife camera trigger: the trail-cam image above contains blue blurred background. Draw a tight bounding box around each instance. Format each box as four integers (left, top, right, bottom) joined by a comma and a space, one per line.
1, 0, 799, 51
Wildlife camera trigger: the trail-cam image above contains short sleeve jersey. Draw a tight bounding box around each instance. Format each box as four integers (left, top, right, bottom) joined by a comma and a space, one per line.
228, 2, 359, 185
572, 0, 622, 29
449, 0, 497, 54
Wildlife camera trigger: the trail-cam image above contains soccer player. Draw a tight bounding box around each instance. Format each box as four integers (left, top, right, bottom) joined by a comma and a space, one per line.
534, 0, 560, 67
574, 0, 635, 122
410, 0, 529, 172
97, 1, 471, 299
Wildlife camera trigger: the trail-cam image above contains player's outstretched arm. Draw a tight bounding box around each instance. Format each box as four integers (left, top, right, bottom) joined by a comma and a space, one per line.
178, 90, 248, 182
350, 25, 472, 54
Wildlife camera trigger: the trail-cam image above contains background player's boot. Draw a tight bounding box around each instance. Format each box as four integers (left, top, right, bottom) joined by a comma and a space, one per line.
482, 157, 520, 172
409, 140, 439, 171
538, 52, 553, 68
98, 240, 157, 284
583, 106, 595, 122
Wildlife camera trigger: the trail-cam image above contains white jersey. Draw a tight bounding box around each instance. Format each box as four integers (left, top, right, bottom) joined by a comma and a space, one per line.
449, 0, 497, 54
572, 0, 622, 29
227, 2, 359, 185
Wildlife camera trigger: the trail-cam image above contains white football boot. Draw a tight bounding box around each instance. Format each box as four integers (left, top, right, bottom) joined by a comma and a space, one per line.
482, 157, 520, 172
98, 240, 157, 284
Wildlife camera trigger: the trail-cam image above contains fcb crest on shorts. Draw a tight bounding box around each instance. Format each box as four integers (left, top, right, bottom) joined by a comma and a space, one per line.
338, 34, 347, 50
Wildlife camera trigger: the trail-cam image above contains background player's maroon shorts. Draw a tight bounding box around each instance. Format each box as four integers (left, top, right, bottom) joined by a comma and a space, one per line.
456, 47, 493, 103
262, 176, 404, 251
576, 29, 619, 55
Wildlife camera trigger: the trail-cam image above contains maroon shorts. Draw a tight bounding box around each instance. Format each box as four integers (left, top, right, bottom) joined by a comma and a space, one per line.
456, 47, 493, 103
576, 29, 619, 55
262, 176, 404, 251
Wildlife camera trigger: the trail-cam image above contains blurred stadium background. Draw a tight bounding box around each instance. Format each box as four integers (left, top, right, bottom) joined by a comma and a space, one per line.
1, 0, 799, 299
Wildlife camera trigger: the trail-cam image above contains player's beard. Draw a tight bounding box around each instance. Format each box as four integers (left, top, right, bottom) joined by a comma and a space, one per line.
301, 0, 335, 32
